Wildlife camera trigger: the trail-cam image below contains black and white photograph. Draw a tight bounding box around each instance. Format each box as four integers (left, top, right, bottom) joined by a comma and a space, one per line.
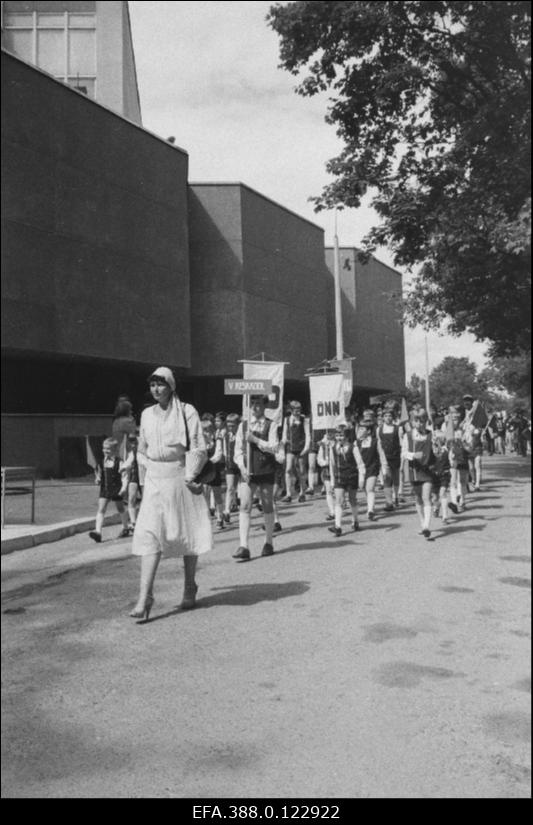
1, 0, 531, 801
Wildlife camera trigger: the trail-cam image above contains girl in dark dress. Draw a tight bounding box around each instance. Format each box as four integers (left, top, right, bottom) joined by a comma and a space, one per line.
357, 417, 381, 521
401, 410, 435, 539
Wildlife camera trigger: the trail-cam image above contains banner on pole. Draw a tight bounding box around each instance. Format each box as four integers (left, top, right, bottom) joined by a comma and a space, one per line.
470, 401, 489, 429
309, 373, 345, 430
225, 379, 272, 396
242, 362, 285, 426
330, 358, 354, 408
86, 436, 98, 470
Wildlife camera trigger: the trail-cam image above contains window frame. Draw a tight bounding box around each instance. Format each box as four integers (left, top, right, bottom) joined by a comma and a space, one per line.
3, 9, 97, 96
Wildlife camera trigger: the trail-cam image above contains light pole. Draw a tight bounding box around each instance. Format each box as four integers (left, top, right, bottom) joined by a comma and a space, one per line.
333, 209, 344, 361
424, 334, 431, 415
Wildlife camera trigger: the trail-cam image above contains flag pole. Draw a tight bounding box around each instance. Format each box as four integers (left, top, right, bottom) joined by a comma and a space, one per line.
424, 335, 431, 419
333, 209, 344, 361
246, 393, 252, 477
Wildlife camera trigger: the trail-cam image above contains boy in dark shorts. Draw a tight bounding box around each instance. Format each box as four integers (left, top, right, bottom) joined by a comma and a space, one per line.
233, 395, 280, 561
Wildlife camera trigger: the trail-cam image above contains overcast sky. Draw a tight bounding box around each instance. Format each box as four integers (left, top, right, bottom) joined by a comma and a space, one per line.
128, 0, 489, 380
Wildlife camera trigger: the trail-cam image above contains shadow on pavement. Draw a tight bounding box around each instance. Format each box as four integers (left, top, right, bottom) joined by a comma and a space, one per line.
488, 462, 531, 480
275, 539, 357, 555
144, 580, 311, 622
432, 523, 488, 539
361, 521, 403, 531
281, 521, 335, 534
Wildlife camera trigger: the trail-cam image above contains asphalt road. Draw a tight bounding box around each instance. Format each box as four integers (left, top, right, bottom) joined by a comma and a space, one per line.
1, 456, 530, 799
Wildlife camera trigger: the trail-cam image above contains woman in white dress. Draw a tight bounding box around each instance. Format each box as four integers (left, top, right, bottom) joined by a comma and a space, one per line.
130, 367, 213, 620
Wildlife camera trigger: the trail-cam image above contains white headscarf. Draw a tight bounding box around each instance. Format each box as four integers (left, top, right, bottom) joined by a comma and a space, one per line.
150, 366, 187, 448
150, 366, 176, 393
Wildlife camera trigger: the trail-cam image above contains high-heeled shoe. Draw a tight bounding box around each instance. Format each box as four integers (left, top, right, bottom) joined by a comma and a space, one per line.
129, 594, 154, 621
179, 584, 198, 611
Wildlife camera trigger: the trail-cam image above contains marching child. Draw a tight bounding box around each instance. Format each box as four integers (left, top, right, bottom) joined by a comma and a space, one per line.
327, 423, 366, 537
356, 413, 381, 521
271, 422, 285, 533
317, 429, 336, 521
89, 437, 130, 543
401, 409, 435, 539
447, 406, 469, 513
281, 401, 310, 503
306, 414, 323, 496
463, 417, 483, 492
121, 430, 143, 535
201, 416, 225, 530
377, 402, 402, 511
431, 433, 452, 524
222, 413, 241, 523
233, 395, 280, 560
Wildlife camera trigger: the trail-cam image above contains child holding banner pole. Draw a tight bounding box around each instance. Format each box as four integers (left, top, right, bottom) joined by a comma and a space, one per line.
233, 395, 279, 561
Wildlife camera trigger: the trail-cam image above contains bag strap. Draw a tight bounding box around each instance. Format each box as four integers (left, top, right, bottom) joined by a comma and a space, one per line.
180, 401, 191, 452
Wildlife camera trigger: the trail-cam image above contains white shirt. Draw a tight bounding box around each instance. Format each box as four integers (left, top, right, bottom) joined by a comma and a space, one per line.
281, 414, 311, 451
234, 416, 279, 474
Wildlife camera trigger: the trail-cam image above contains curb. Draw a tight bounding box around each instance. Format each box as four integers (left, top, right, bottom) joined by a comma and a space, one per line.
1, 513, 122, 555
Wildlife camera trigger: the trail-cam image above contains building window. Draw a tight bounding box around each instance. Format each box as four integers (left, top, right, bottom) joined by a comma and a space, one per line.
3, 10, 96, 98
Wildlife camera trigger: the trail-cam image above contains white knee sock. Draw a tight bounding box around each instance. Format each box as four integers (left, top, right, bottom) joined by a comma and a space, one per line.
239, 511, 251, 547
326, 488, 335, 516
335, 504, 343, 529
367, 491, 376, 513
423, 504, 432, 530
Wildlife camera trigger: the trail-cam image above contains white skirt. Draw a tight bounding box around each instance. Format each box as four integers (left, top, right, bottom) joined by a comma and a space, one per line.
132, 460, 213, 557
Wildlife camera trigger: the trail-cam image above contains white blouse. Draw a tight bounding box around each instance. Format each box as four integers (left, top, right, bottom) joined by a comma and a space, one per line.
138, 400, 207, 478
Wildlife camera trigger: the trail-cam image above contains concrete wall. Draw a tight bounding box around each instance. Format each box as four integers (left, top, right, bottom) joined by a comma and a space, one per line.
96, 1, 142, 126
1, 51, 191, 368
189, 184, 329, 380
240, 187, 329, 380
325, 248, 405, 393
120, 0, 142, 125
1, 414, 113, 477
188, 185, 245, 375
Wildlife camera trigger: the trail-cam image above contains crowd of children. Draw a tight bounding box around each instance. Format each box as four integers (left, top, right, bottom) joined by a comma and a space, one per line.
88, 392, 530, 548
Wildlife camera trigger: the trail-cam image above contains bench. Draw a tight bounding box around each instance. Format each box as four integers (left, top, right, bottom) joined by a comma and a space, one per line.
1, 466, 36, 528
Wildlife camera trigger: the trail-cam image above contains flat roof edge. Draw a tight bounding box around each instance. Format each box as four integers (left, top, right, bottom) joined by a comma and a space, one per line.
190, 182, 325, 233
1, 48, 188, 157
325, 246, 403, 278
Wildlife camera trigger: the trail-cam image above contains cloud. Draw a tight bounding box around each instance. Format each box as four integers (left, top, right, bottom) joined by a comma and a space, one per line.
129, 1, 489, 372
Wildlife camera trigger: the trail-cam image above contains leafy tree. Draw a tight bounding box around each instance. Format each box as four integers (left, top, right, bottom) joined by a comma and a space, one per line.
404, 372, 424, 406
479, 351, 531, 409
268, 1, 531, 355
427, 355, 493, 408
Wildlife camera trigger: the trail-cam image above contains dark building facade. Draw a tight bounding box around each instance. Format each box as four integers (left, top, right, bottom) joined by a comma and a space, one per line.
325, 247, 405, 399
2, 50, 405, 475
188, 183, 330, 411
1, 50, 191, 472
